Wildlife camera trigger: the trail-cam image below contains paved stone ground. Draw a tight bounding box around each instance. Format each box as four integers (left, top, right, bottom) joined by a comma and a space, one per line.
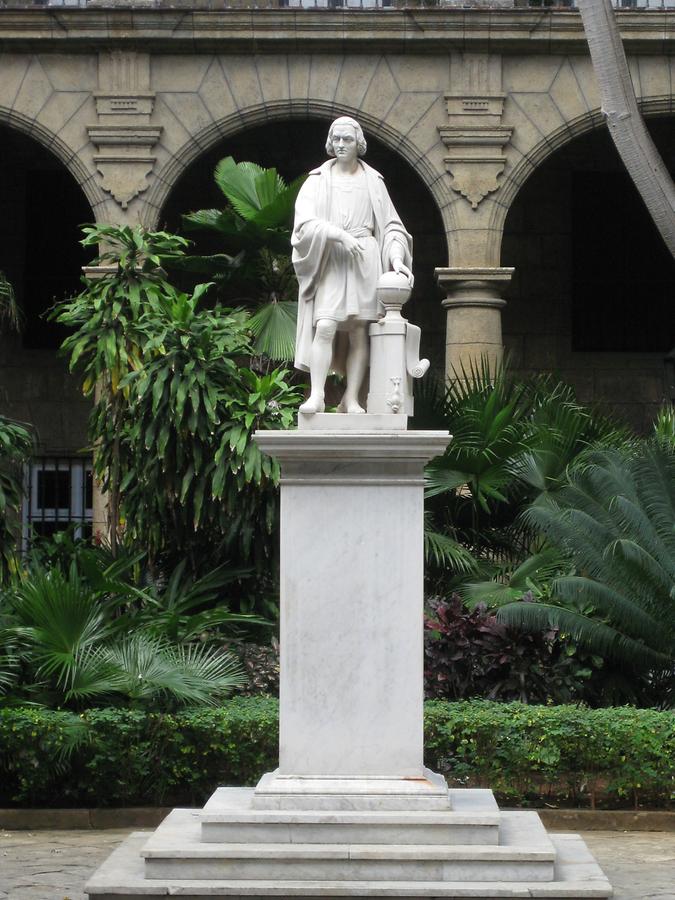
0, 828, 673, 900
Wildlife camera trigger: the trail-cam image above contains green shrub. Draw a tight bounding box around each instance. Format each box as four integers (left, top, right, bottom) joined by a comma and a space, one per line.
425, 701, 675, 808
0, 700, 672, 809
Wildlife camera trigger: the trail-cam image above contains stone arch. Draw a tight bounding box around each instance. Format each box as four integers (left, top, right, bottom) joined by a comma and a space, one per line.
490, 96, 673, 243
143, 99, 454, 241
0, 106, 105, 216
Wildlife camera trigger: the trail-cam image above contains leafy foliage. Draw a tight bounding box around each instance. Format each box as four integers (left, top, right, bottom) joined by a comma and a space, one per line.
0, 416, 33, 584
496, 443, 675, 685
1, 701, 673, 809
424, 595, 596, 705
52, 224, 303, 574
181, 157, 306, 360
0, 271, 21, 333
418, 360, 627, 591
424, 701, 675, 809
0, 558, 248, 710
52, 225, 191, 554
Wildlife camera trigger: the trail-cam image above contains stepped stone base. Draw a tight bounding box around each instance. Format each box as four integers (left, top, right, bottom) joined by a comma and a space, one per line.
85, 786, 612, 899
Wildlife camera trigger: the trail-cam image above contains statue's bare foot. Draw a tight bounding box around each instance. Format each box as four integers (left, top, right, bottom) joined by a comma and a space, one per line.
344, 401, 366, 414
299, 395, 325, 414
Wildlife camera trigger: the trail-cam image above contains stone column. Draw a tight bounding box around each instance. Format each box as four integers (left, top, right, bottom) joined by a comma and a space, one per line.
435, 267, 513, 377
252, 427, 450, 810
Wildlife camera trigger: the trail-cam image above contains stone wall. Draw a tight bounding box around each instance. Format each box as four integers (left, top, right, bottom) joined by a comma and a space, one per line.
501, 118, 674, 432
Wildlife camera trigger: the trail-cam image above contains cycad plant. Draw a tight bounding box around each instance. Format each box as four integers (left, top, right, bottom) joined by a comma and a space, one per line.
181, 157, 306, 361
418, 360, 625, 590
495, 443, 675, 679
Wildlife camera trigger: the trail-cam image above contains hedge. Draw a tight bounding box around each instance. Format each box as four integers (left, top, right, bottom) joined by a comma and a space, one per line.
0, 699, 673, 809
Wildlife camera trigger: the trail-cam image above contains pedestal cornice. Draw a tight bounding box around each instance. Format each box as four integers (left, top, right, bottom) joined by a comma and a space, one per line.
253, 429, 451, 465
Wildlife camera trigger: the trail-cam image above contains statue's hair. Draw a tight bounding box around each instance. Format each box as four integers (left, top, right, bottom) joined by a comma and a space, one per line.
325, 117, 367, 157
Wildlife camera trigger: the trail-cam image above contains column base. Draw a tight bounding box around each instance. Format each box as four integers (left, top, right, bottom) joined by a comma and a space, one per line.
251, 768, 452, 811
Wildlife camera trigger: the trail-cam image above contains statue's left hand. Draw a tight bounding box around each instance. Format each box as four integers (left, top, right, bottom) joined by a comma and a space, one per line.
392, 258, 415, 288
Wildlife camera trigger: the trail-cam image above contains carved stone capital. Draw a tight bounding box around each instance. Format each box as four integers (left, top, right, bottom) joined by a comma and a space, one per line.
439, 123, 513, 209
88, 125, 162, 209
89, 51, 161, 209
441, 54, 513, 209
435, 266, 514, 306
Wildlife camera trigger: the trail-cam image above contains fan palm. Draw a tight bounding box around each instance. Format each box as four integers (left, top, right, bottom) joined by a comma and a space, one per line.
2, 562, 247, 709
182, 157, 306, 361
496, 443, 675, 673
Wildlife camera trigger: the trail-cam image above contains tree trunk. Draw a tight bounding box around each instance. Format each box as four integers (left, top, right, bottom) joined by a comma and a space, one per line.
577, 0, 675, 258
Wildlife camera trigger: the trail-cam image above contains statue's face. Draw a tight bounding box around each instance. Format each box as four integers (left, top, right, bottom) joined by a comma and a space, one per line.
330, 124, 359, 163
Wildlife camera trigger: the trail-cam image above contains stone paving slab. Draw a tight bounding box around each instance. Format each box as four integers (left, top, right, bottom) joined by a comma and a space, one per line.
0, 829, 674, 900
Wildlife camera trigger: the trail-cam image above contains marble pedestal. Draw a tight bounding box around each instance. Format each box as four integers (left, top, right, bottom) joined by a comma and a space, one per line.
85, 422, 611, 899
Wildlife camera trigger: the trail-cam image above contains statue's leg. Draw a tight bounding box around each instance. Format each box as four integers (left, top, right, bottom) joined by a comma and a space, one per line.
340, 321, 369, 414
299, 318, 337, 414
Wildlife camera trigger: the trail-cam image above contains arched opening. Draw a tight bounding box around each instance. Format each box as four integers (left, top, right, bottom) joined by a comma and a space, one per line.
159, 118, 447, 371
0, 124, 93, 454
501, 116, 675, 431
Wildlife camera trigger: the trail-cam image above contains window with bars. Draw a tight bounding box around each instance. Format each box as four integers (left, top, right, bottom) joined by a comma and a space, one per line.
22, 458, 93, 550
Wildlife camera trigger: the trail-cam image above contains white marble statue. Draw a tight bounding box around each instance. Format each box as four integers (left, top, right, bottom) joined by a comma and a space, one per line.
292, 116, 414, 414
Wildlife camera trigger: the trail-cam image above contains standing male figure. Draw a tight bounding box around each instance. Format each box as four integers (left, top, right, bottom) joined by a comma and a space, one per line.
292, 116, 414, 414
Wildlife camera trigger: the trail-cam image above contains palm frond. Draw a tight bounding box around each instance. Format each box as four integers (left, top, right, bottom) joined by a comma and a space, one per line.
249, 301, 297, 361
424, 522, 479, 575
497, 599, 672, 671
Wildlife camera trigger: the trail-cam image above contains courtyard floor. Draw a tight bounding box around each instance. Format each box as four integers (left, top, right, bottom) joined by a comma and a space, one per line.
0, 827, 673, 900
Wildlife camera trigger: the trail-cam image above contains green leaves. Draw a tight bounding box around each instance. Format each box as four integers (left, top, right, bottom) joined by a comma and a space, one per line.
181, 158, 306, 361
498, 443, 675, 673
51, 222, 303, 568
0, 416, 33, 584
0, 271, 21, 333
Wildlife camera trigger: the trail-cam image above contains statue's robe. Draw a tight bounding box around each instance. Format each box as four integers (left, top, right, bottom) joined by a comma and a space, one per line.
292, 159, 413, 374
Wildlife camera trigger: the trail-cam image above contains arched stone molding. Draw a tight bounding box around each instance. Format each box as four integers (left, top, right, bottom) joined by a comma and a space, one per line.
0, 106, 105, 217
490, 97, 674, 254
142, 99, 455, 247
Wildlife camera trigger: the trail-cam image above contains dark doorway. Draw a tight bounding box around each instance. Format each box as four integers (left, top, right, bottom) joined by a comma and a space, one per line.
501, 116, 675, 431
0, 125, 93, 349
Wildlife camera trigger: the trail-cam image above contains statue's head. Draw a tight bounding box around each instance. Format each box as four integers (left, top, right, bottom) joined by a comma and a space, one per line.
325, 116, 367, 158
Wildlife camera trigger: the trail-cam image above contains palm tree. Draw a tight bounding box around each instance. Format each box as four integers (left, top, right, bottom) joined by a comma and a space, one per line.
496, 443, 675, 677
182, 157, 306, 361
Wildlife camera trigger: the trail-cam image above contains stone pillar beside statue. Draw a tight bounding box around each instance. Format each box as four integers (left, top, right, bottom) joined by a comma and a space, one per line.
435, 266, 513, 377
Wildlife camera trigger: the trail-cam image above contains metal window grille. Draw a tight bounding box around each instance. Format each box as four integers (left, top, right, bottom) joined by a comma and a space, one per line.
22, 458, 94, 551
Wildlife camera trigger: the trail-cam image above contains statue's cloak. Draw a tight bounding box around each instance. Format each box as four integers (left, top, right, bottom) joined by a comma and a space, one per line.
292, 159, 412, 374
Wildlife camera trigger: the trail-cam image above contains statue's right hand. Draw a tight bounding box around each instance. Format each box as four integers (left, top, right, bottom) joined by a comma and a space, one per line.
341, 232, 365, 258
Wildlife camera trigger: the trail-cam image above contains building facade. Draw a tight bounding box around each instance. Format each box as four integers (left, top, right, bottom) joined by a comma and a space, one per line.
0, 2, 673, 533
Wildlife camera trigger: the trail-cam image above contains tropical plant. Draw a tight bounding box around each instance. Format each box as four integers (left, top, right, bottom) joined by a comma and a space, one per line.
418, 360, 626, 589
495, 442, 675, 688
424, 595, 595, 705
0, 271, 21, 333
53, 223, 303, 574
0, 562, 246, 709
0, 416, 33, 584
52, 225, 190, 555
118, 285, 303, 570
181, 157, 306, 361
653, 403, 675, 448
